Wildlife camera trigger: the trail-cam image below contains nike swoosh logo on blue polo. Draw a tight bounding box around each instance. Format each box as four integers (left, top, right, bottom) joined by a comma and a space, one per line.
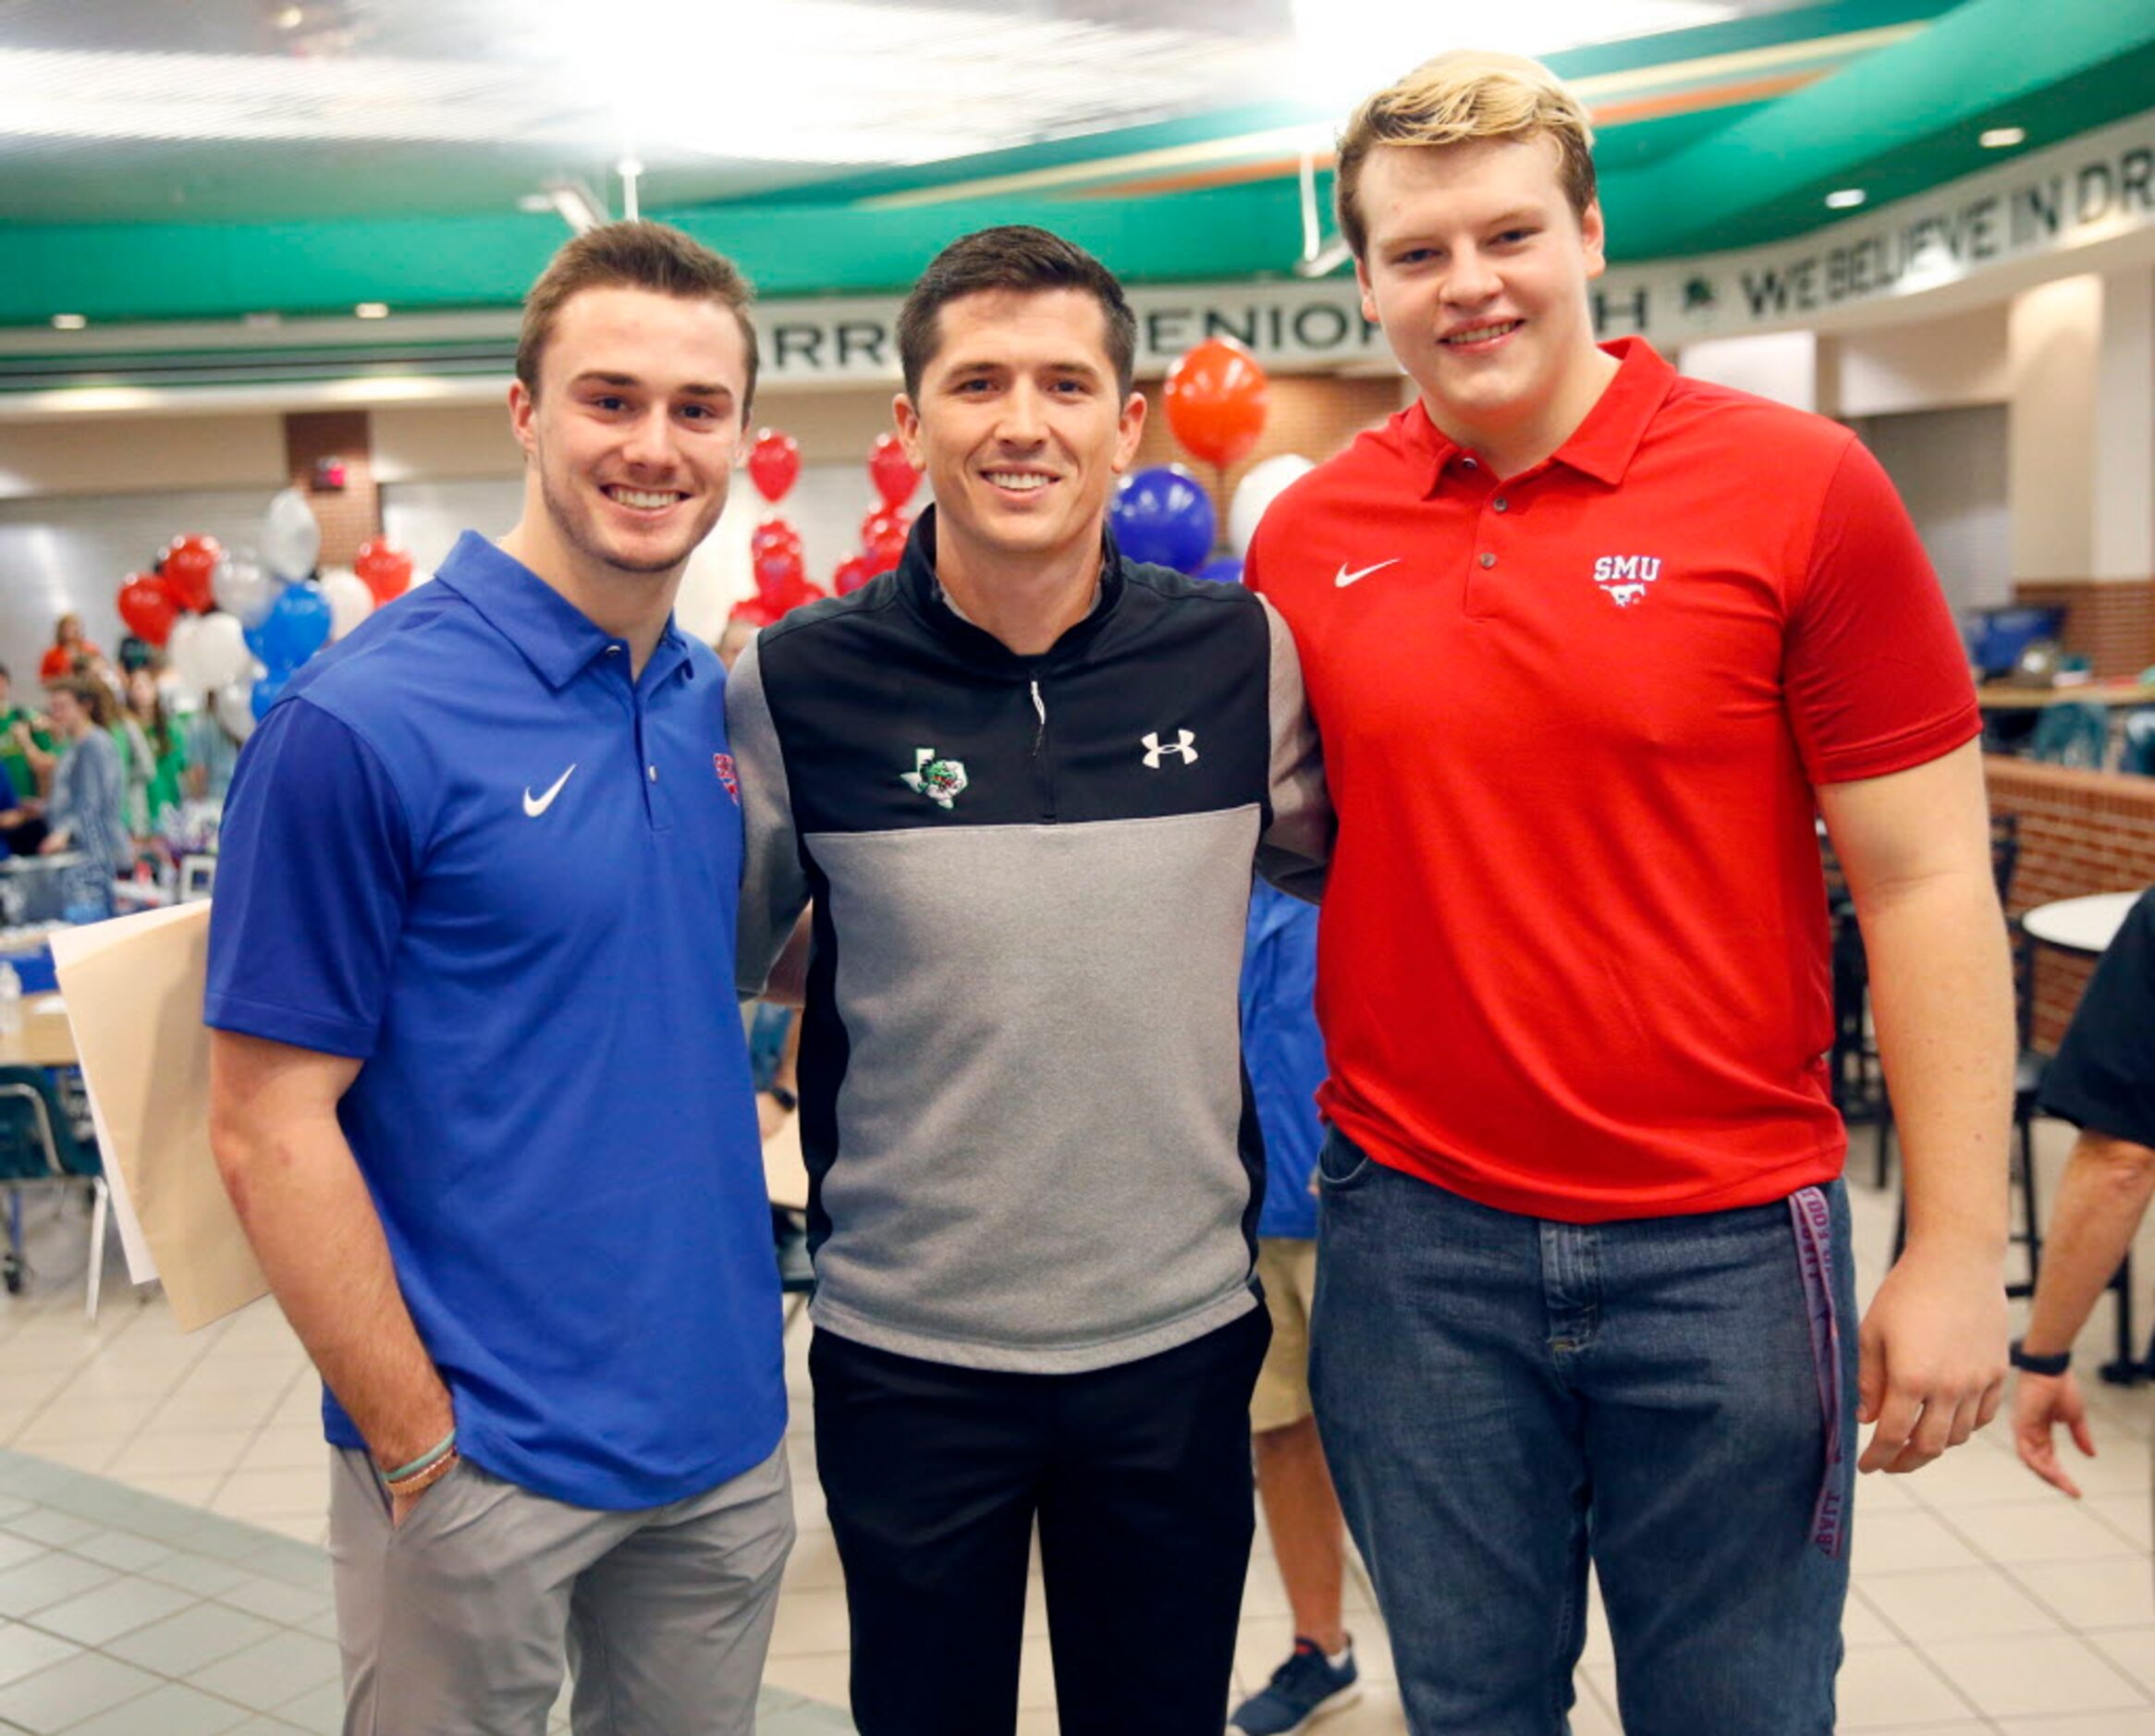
1335, 558, 1400, 588
523, 763, 577, 817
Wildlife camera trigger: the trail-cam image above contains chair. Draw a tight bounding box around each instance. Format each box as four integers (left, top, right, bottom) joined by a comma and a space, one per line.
2027, 702, 2109, 770
0, 1064, 110, 1320
2122, 711, 2155, 776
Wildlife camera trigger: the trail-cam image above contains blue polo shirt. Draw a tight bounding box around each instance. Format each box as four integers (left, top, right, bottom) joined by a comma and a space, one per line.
206, 532, 783, 1510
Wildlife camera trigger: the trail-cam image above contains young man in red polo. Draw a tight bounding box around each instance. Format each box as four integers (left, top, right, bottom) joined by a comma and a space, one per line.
1247, 49, 2014, 1734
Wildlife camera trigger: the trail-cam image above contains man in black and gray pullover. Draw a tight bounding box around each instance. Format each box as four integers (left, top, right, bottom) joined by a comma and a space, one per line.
728, 226, 1329, 1735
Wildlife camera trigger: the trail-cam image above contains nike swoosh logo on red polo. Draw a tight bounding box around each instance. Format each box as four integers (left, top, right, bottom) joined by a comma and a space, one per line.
1334, 559, 1400, 588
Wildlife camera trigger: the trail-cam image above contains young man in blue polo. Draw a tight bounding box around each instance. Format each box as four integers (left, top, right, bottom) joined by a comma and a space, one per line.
206, 222, 790, 1734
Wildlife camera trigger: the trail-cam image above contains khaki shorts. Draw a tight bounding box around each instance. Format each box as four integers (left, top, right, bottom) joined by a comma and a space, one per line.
1251, 1237, 1320, 1434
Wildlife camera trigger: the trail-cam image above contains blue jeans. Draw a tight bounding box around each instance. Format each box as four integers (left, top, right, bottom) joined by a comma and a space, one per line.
1309, 1131, 1855, 1735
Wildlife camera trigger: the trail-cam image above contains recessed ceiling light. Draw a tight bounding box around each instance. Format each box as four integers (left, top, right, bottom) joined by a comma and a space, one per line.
354, 302, 390, 320
1825, 189, 1867, 210
517, 192, 553, 214
1980, 127, 2026, 150
50, 313, 86, 330
275, 6, 305, 29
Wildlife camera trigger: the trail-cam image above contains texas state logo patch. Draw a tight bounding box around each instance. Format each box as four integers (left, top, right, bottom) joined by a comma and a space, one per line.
713, 752, 741, 804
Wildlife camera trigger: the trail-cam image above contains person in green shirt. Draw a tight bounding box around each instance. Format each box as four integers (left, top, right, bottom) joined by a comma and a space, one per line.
123, 665, 189, 836
0, 662, 55, 803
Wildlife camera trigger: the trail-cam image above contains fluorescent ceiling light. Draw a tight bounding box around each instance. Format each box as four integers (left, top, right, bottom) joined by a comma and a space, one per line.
0, 5, 1276, 170
354, 302, 389, 319
50, 313, 86, 330
1979, 126, 2026, 149
1824, 188, 1866, 209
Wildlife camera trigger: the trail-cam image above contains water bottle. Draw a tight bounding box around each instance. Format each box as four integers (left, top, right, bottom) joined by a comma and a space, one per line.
0, 961, 21, 1036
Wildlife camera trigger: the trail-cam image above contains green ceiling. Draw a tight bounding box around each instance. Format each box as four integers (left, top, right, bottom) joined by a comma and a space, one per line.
0, 0, 2148, 339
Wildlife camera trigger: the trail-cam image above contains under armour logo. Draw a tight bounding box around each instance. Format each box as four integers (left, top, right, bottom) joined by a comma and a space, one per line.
1141, 729, 1198, 768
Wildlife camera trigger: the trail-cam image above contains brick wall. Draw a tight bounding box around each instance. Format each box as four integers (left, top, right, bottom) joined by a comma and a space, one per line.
281, 410, 379, 568
2010, 577, 2155, 679
1986, 756, 2155, 1046
1131, 373, 1407, 535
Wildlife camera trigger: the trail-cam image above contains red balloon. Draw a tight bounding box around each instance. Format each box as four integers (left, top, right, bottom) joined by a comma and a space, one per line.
865, 523, 910, 576
833, 555, 875, 596
868, 434, 921, 510
751, 516, 802, 559
1163, 337, 1269, 469
754, 546, 805, 605
730, 595, 778, 629
354, 538, 414, 603
748, 430, 801, 504
161, 534, 221, 613
777, 576, 827, 617
117, 574, 178, 646
861, 506, 912, 548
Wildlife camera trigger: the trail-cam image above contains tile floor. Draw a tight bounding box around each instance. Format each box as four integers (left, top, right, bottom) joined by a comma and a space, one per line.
1, 1111, 2152, 1732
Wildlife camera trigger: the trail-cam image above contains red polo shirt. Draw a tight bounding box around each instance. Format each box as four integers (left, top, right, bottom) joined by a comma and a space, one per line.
1248, 339, 1978, 1221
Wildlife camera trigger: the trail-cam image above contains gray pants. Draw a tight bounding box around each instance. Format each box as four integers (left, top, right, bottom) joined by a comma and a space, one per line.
328, 1444, 794, 1736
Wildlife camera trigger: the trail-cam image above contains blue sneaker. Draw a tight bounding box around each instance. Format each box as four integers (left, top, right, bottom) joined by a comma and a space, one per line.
1229, 1638, 1360, 1734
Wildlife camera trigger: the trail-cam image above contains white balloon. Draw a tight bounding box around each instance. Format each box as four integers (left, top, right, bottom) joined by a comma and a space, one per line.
171, 610, 251, 692
1228, 453, 1316, 557
212, 551, 282, 629
321, 569, 375, 642
213, 677, 258, 743
263, 486, 322, 582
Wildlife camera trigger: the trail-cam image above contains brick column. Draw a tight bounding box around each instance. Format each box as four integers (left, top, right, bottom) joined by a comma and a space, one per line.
282, 410, 379, 568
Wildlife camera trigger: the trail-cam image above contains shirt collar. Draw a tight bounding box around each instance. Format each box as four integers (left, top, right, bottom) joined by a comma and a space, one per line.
432, 531, 693, 691
1406, 336, 1676, 493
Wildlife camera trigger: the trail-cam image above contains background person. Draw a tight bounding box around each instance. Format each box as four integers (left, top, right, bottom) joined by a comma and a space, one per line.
1231, 879, 1359, 1736
2011, 886, 2155, 1497
37, 676, 129, 921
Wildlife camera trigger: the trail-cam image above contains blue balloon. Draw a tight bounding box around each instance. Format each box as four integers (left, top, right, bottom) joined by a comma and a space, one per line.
250, 667, 291, 721
1195, 556, 1244, 586
1110, 465, 1218, 574
245, 579, 333, 674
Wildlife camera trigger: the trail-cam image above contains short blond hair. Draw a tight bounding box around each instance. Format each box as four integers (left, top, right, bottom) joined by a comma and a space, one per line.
1335, 51, 1598, 261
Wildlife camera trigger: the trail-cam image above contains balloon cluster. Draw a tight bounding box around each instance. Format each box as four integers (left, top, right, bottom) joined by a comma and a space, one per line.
120, 487, 418, 744
1105, 335, 1287, 582
731, 431, 826, 629
726, 431, 926, 630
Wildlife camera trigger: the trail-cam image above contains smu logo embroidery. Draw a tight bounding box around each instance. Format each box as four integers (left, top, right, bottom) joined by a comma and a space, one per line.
1592, 554, 1664, 609
1141, 729, 1198, 768
712, 753, 740, 805
900, 748, 969, 809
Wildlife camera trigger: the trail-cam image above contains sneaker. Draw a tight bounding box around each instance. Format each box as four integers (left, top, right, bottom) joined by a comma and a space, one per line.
1228, 1637, 1361, 1735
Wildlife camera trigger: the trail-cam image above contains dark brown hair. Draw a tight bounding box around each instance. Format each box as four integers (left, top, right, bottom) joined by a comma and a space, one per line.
516, 220, 759, 414
897, 226, 1137, 401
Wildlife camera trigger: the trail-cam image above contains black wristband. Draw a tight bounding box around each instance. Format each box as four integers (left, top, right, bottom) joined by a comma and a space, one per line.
765, 1085, 798, 1113
2009, 1339, 2071, 1377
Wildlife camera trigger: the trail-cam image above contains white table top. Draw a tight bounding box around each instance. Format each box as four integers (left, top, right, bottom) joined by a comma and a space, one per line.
2021, 891, 2141, 955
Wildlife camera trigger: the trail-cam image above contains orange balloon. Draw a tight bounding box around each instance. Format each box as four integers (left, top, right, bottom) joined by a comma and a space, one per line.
1163, 338, 1268, 468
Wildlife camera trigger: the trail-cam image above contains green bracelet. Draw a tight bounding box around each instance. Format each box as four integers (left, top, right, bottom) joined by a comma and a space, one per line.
383, 1429, 458, 1485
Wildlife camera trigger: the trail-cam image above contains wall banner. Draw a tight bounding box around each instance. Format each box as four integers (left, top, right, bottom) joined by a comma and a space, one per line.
752, 111, 2154, 382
